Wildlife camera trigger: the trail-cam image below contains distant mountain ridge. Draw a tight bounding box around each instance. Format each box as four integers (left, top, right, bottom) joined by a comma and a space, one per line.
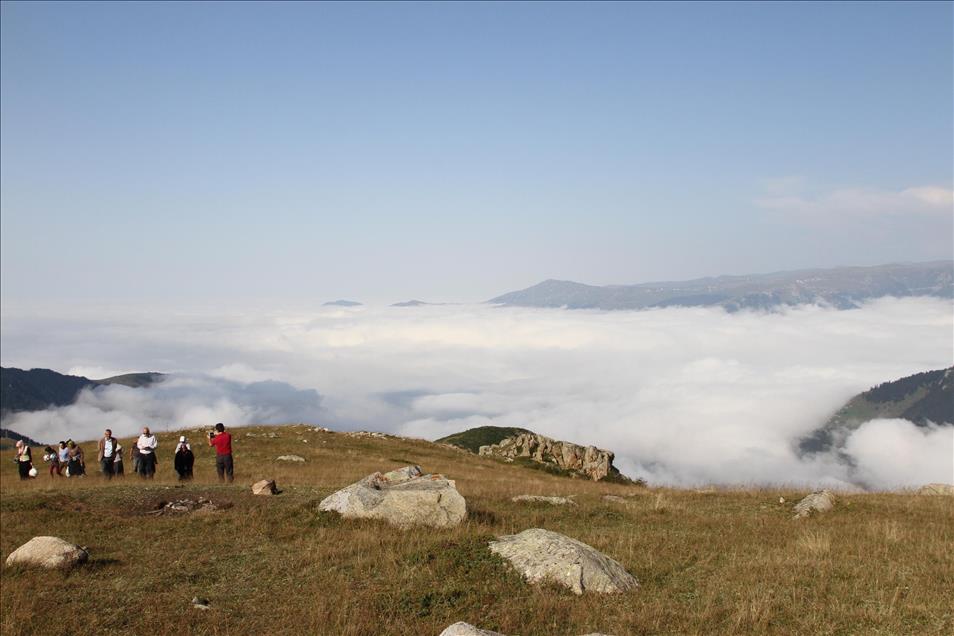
800, 367, 954, 454
0, 367, 165, 418
489, 261, 954, 311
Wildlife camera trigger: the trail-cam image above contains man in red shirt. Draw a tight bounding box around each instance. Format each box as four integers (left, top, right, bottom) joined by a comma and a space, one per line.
208, 422, 234, 483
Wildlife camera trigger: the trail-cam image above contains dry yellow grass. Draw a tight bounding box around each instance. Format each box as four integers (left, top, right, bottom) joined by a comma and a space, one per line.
1, 424, 952, 635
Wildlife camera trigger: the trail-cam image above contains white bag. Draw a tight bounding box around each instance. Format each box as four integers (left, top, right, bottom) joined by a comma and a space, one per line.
28, 467, 38, 478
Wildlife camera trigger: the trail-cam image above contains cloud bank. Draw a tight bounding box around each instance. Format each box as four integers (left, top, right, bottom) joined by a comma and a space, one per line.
1, 297, 951, 488
4, 375, 323, 444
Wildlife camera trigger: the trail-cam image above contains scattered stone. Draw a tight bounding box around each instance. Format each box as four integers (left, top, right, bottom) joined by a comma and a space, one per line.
793, 490, 836, 519
478, 432, 618, 481
191, 597, 211, 610
252, 479, 278, 495
5, 536, 89, 569
602, 495, 628, 504
312, 426, 331, 433
150, 497, 220, 515
346, 430, 387, 438
779, 497, 786, 504
917, 483, 954, 496
319, 465, 467, 528
439, 623, 504, 636
512, 495, 576, 506
488, 528, 639, 595
276, 455, 306, 462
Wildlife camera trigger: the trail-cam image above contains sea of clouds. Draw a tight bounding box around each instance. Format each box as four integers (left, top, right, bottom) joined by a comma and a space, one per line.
1, 297, 951, 489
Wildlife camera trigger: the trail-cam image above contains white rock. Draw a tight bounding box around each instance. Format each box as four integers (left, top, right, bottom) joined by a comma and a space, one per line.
276, 455, 306, 462
488, 528, 638, 595
319, 465, 466, 528
438, 623, 614, 636
917, 483, 954, 496
793, 490, 836, 519
251, 479, 277, 495
5, 536, 89, 569
512, 495, 576, 506
439, 623, 505, 636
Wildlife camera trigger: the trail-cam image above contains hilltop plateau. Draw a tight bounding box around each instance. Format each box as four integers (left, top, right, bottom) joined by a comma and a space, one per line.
1, 424, 952, 635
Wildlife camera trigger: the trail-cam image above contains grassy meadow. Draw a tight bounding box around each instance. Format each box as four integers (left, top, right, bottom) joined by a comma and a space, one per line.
1, 425, 952, 635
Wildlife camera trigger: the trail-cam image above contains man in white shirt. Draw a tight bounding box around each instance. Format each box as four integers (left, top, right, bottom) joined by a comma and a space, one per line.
137, 427, 158, 479
97, 429, 117, 479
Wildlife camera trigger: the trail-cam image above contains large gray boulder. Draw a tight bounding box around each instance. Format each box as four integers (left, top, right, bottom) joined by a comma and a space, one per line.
488, 528, 638, 595
793, 490, 836, 519
5, 536, 88, 569
917, 483, 954, 496
319, 465, 466, 528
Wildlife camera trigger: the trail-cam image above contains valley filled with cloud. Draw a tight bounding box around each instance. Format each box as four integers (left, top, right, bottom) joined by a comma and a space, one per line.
2, 297, 951, 489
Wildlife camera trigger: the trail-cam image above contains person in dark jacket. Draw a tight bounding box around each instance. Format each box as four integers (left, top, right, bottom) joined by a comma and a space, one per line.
173, 436, 194, 480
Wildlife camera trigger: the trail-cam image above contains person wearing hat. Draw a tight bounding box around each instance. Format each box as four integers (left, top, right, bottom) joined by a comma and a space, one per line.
13, 440, 34, 480
174, 435, 194, 481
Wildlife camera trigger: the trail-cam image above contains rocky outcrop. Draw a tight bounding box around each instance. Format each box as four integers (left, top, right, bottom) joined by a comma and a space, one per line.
488, 528, 639, 595
252, 479, 277, 495
319, 465, 467, 528
5, 536, 88, 569
917, 483, 954, 496
511, 495, 576, 506
793, 490, 836, 519
478, 433, 617, 481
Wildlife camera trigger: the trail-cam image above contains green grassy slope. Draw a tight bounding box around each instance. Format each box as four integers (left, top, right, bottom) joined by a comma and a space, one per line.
435, 425, 533, 453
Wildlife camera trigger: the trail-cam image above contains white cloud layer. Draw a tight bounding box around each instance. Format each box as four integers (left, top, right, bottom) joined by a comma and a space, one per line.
756, 183, 954, 217
2, 298, 951, 488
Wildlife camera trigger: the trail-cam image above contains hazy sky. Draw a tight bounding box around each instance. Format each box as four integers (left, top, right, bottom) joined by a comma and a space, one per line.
2, 2, 952, 304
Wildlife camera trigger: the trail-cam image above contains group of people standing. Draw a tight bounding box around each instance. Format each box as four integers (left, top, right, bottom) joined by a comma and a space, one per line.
12, 423, 234, 483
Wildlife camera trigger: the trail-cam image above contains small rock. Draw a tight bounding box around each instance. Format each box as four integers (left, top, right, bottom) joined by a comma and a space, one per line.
917, 483, 954, 496
438, 622, 615, 636
191, 597, 211, 610
512, 495, 576, 506
5, 536, 89, 569
252, 479, 278, 495
779, 497, 786, 504
276, 455, 306, 462
488, 528, 638, 595
793, 490, 835, 519
439, 623, 504, 636
602, 495, 628, 504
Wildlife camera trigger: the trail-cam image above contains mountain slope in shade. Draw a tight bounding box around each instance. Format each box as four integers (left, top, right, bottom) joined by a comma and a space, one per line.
799, 367, 954, 453
435, 425, 534, 453
489, 261, 954, 311
0, 367, 165, 417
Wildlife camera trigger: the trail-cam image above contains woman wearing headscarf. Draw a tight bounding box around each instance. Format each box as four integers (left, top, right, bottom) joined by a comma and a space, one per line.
13, 440, 33, 480
174, 436, 194, 480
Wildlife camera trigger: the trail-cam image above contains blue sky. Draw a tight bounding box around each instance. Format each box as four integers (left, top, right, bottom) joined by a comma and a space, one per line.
2, 1, 952, 304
